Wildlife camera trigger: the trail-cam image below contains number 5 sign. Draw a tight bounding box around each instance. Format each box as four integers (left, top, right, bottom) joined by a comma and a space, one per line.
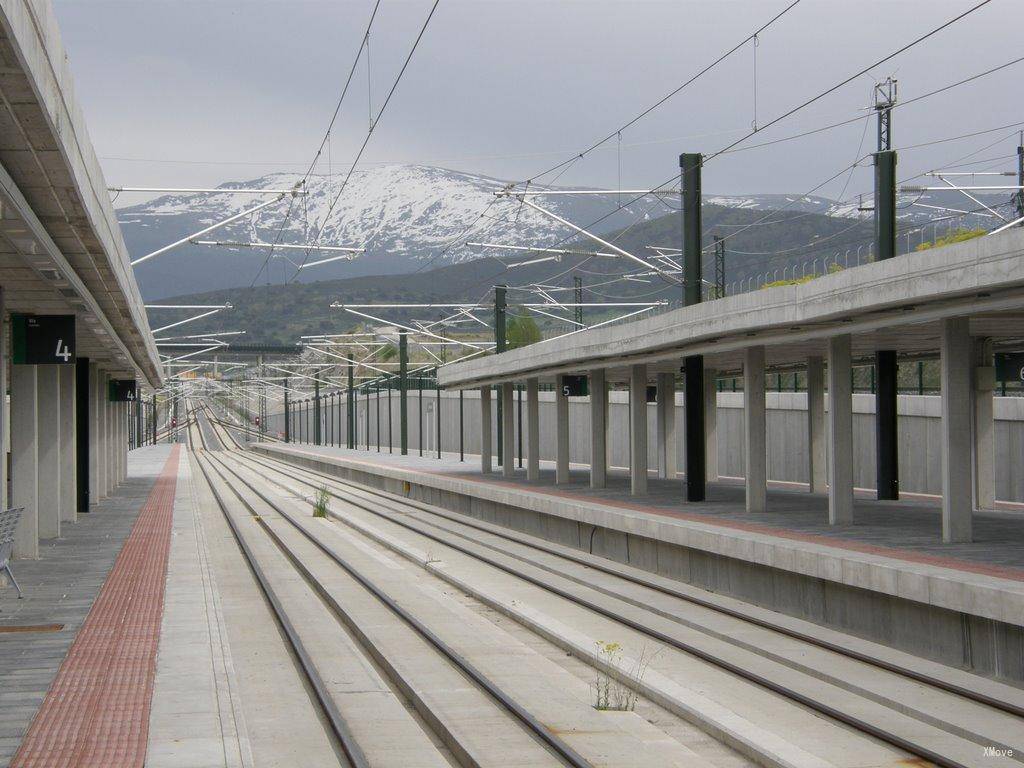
12, 314, 77, 364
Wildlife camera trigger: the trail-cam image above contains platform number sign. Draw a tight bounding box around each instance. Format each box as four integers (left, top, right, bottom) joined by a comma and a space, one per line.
11, 314, 76, 365
560, 375, 589, 397
995, 352, 1024, 383
108, 379, 138, 402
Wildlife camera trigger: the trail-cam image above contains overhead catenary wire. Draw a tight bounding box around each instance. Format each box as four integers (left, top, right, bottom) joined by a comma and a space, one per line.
290, 0, 442, 280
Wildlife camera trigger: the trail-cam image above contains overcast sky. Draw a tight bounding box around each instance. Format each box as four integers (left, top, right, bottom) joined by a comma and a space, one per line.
53, 0, 1023, 206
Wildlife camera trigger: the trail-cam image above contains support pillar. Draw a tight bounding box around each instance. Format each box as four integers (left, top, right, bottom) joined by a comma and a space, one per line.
501, 382, 514, 478
589, 369, 607, 489
0, 287, 6, 513
526, 378, 540, 481
629, 364, 648, 496
941, 318, 973, 543
11, 365, 38, 558
656, 372, 676, 479
827, 337, 854, 525
480, 386, 492, 473
973, 338, 996, 511
105, 374, 115, 495
807, 355, 827, 494
399, 333, 408, 455
37, 366, 60, 539
75, 358, 89, 512
875, 350, 899, 500
743, 346, 767, 513
555, 376, 570, 484
704, 367, 718, 483
88, 363, 100, 504
683, 356, 705, 501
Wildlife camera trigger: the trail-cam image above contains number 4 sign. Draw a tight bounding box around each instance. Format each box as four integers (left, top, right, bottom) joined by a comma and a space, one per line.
11, 314, 76, 365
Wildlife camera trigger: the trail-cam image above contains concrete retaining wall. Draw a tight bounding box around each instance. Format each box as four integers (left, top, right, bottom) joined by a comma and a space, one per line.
267, 390, 1024, 502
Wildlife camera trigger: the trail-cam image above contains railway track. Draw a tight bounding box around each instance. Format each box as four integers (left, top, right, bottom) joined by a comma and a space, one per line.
194, 409, 1024, 768
189, 403, 727, 768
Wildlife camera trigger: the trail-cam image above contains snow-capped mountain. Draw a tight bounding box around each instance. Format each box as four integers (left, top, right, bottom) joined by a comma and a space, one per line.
120, 164, 1007, 300
121, 165, 669, 300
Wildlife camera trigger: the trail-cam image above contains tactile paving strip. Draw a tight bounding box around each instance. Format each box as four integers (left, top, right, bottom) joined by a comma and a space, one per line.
10, 445, 181, 768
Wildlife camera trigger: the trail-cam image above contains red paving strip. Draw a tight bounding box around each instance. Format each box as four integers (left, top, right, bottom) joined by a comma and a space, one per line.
11, 446, 181, 768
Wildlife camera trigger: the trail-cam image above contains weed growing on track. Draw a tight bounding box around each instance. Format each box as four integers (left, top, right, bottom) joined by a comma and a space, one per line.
591, 641, 657, 711
312, 486, 330, 518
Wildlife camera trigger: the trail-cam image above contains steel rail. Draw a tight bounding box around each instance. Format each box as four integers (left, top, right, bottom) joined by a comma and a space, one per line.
227, 449, 1004, 767
201, 447, 596, 768
238, 447, 1024, 718
192, 453, 370, 768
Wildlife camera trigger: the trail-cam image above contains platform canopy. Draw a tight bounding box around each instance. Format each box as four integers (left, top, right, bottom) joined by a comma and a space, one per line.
438, 228, 1024, 388
0, 0, 162, 386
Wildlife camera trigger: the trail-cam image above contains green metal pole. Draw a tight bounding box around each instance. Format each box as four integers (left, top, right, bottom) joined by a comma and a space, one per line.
313, 369, 321, 446
347, 362, 354, 449
495, 284, 507, 467
399, 331, 408, 455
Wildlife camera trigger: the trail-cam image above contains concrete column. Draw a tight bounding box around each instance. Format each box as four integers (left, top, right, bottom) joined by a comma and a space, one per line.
59, 365, 76, 522
555, 377, 569, 484
704, 367, 718, 483
104, 375, 114, 495
589, 369, 607, 489
480, 386, 492, 473
501, 383, 514, 478
0, 287, 7, 513
743, 346, 766, 513
526, 379, 540, 481
629, 364, 648, 496
941, 318, 973, 543
827, 337, 854, 525
88, 363, 100, 504
656, 372, 676, 479
807, 355, 827, 494
11, 365, 38, 558
121, 403, 127, 480
37, 366, 61, 540
973, 338, 996, 511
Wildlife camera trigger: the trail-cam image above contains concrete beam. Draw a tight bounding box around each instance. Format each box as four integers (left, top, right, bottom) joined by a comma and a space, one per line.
501, 383, 514, 478
704, 367, 718, 483
11, 365, 38, 558
589, 369, 607, 489
526, 378, 540, 481
59, 364, 76, 522
941, 318, 973, 543
480, 386, 491, 474
743, 346, 766, 513
656, 372, 676, 479
807, 355, 827, 494
36, 366, 60, 540
629, 364, 648, 496
555, 377, 569, 484
827, 337, 854, 525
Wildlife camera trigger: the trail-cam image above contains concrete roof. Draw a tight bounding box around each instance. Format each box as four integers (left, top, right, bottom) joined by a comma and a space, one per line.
438, 227, 1024, 388
0, 0, 162, 386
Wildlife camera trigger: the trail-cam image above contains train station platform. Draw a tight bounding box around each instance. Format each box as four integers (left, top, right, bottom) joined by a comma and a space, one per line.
253, 442, 1024, 683
0, 446, 181, 766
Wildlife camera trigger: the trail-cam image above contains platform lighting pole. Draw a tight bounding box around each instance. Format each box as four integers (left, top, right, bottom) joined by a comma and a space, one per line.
347, 362, 354, 449
436, 369, 442, 459
418, 375, 424, 457
399, 331, 409, 455
874, 77, 899, 501
495, 284, 507, 467
681, 152, 706, 503
1017, 131, 1024, 224
313, 369, 322, 446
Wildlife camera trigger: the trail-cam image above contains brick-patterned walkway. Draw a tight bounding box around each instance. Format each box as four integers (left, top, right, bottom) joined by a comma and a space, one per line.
10, 446, 180, 768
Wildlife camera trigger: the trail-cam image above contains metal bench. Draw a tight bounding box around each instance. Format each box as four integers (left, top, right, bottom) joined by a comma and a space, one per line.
0, 507, 24, 599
